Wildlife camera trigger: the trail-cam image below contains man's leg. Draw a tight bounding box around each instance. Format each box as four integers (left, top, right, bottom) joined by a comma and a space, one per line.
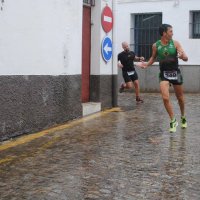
119, 81, 133, 93
173, 84, 187, 128
160, 81, 178, 132
160, 81, 174, 119
125, 81, 133, 89
133, 80, 143, 102
133, 80, 140, 97
119, 72, 133, 93
173, 84, 185, 116
119, 82, 125, 93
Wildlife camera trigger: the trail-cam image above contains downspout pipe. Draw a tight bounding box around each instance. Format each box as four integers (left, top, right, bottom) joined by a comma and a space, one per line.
112, 0, 118, 107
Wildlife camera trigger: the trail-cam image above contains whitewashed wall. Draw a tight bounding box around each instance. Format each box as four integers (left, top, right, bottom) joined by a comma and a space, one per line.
116, 0, 200, 65
0, 0, 82, 75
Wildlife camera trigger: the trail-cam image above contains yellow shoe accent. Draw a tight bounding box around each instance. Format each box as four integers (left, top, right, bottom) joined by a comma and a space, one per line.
169, 119, 178, 133
181, 116, 187, 129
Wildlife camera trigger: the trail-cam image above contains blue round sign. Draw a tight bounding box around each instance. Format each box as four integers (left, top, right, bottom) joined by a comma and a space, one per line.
101, 36, 112, 62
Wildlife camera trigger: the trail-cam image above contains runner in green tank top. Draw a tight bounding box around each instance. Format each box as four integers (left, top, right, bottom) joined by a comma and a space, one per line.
137, 24, 188, 133
156, 40, 177, 60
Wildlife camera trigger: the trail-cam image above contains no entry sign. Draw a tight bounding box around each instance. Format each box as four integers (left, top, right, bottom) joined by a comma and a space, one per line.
101, 6, 113, 33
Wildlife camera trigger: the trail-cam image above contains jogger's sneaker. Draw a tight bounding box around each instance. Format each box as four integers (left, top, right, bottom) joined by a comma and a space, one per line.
136, 96, 144, 103
181, 116, 187, 129
169, 118, 178, 133
119, 83, 125, 93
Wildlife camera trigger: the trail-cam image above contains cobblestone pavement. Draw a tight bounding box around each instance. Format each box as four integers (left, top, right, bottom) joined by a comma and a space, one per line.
0, 93, 200, 200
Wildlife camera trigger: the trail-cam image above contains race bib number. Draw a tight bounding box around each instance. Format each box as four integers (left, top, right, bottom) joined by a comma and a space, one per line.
127, 71, 135, 76
164, 71, 178, 80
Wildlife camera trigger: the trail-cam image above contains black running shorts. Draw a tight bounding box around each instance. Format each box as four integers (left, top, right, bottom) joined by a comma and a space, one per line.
159, 69, 183, 85
122, 70, 138, 83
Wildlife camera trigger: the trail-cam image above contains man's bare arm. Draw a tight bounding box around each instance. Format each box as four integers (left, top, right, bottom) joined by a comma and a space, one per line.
174, 40, 188, 61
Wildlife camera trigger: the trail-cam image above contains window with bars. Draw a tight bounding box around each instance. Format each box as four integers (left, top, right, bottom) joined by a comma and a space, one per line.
83, 0, 95, 6
190, 11, 200, 39
130, 13, 162, 60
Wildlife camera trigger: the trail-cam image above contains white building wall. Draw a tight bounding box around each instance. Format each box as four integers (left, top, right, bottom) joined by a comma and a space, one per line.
0, 0, 82, 75
116, 0, 200, 65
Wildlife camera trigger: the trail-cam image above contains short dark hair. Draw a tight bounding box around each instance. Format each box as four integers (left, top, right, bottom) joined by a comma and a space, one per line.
159, 24, 172, 36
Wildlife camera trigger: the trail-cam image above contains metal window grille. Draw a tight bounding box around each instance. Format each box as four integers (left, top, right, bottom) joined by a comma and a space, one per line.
130, 13, 162, 60
190, 11, 200, 39
83, 0, 95, 7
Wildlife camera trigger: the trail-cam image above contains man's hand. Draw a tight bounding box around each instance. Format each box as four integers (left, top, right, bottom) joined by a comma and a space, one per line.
177, 50, 188, 61
136, 62, 148, 69
118, 62, 124, 68
177, 51, 184, 59
139, 57, 145, 61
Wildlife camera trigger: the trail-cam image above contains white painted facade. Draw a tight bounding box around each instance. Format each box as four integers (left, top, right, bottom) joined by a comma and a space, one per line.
0, 0, 118, 76
116, 0, 200, 65
0, 0, 199, 75
0, 0, 83, 75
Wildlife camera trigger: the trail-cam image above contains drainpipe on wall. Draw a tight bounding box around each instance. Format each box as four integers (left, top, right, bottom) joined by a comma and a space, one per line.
112, 0, 118, 107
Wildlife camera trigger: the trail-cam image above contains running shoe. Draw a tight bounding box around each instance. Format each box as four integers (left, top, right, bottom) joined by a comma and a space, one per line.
169, 118, 178, 133
119, 83, 125, 93
136, 96, 144, 103
181, 116, 187, 129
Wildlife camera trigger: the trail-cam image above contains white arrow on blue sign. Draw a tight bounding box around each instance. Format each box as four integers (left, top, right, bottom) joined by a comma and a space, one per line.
101, 36, 112, 62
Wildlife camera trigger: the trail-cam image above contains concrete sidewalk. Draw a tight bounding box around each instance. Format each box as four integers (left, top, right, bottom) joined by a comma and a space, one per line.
0, 93, 200, 200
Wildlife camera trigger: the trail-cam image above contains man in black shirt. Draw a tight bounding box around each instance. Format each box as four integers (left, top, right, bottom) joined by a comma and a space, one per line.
118, 41, 144, 103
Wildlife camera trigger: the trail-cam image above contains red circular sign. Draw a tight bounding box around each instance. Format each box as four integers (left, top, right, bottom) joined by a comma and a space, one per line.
101, 6, 113, 33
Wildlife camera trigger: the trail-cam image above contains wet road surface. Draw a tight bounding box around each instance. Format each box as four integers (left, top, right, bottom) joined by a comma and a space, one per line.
0, 93, 200, 200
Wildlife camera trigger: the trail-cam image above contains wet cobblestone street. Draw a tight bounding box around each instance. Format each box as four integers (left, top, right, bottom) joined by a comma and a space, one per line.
0, 93, 200, 200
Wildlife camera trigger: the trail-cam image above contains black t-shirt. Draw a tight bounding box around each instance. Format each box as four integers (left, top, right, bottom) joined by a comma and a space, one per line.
118, 50, 135, 72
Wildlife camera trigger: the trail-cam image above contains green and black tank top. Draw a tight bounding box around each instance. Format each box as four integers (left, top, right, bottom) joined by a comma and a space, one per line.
156, 39, 178, 71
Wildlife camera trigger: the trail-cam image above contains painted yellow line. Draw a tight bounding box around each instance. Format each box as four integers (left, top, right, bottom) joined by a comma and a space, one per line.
0, 107, 121, 152
0, 157, 13, 164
